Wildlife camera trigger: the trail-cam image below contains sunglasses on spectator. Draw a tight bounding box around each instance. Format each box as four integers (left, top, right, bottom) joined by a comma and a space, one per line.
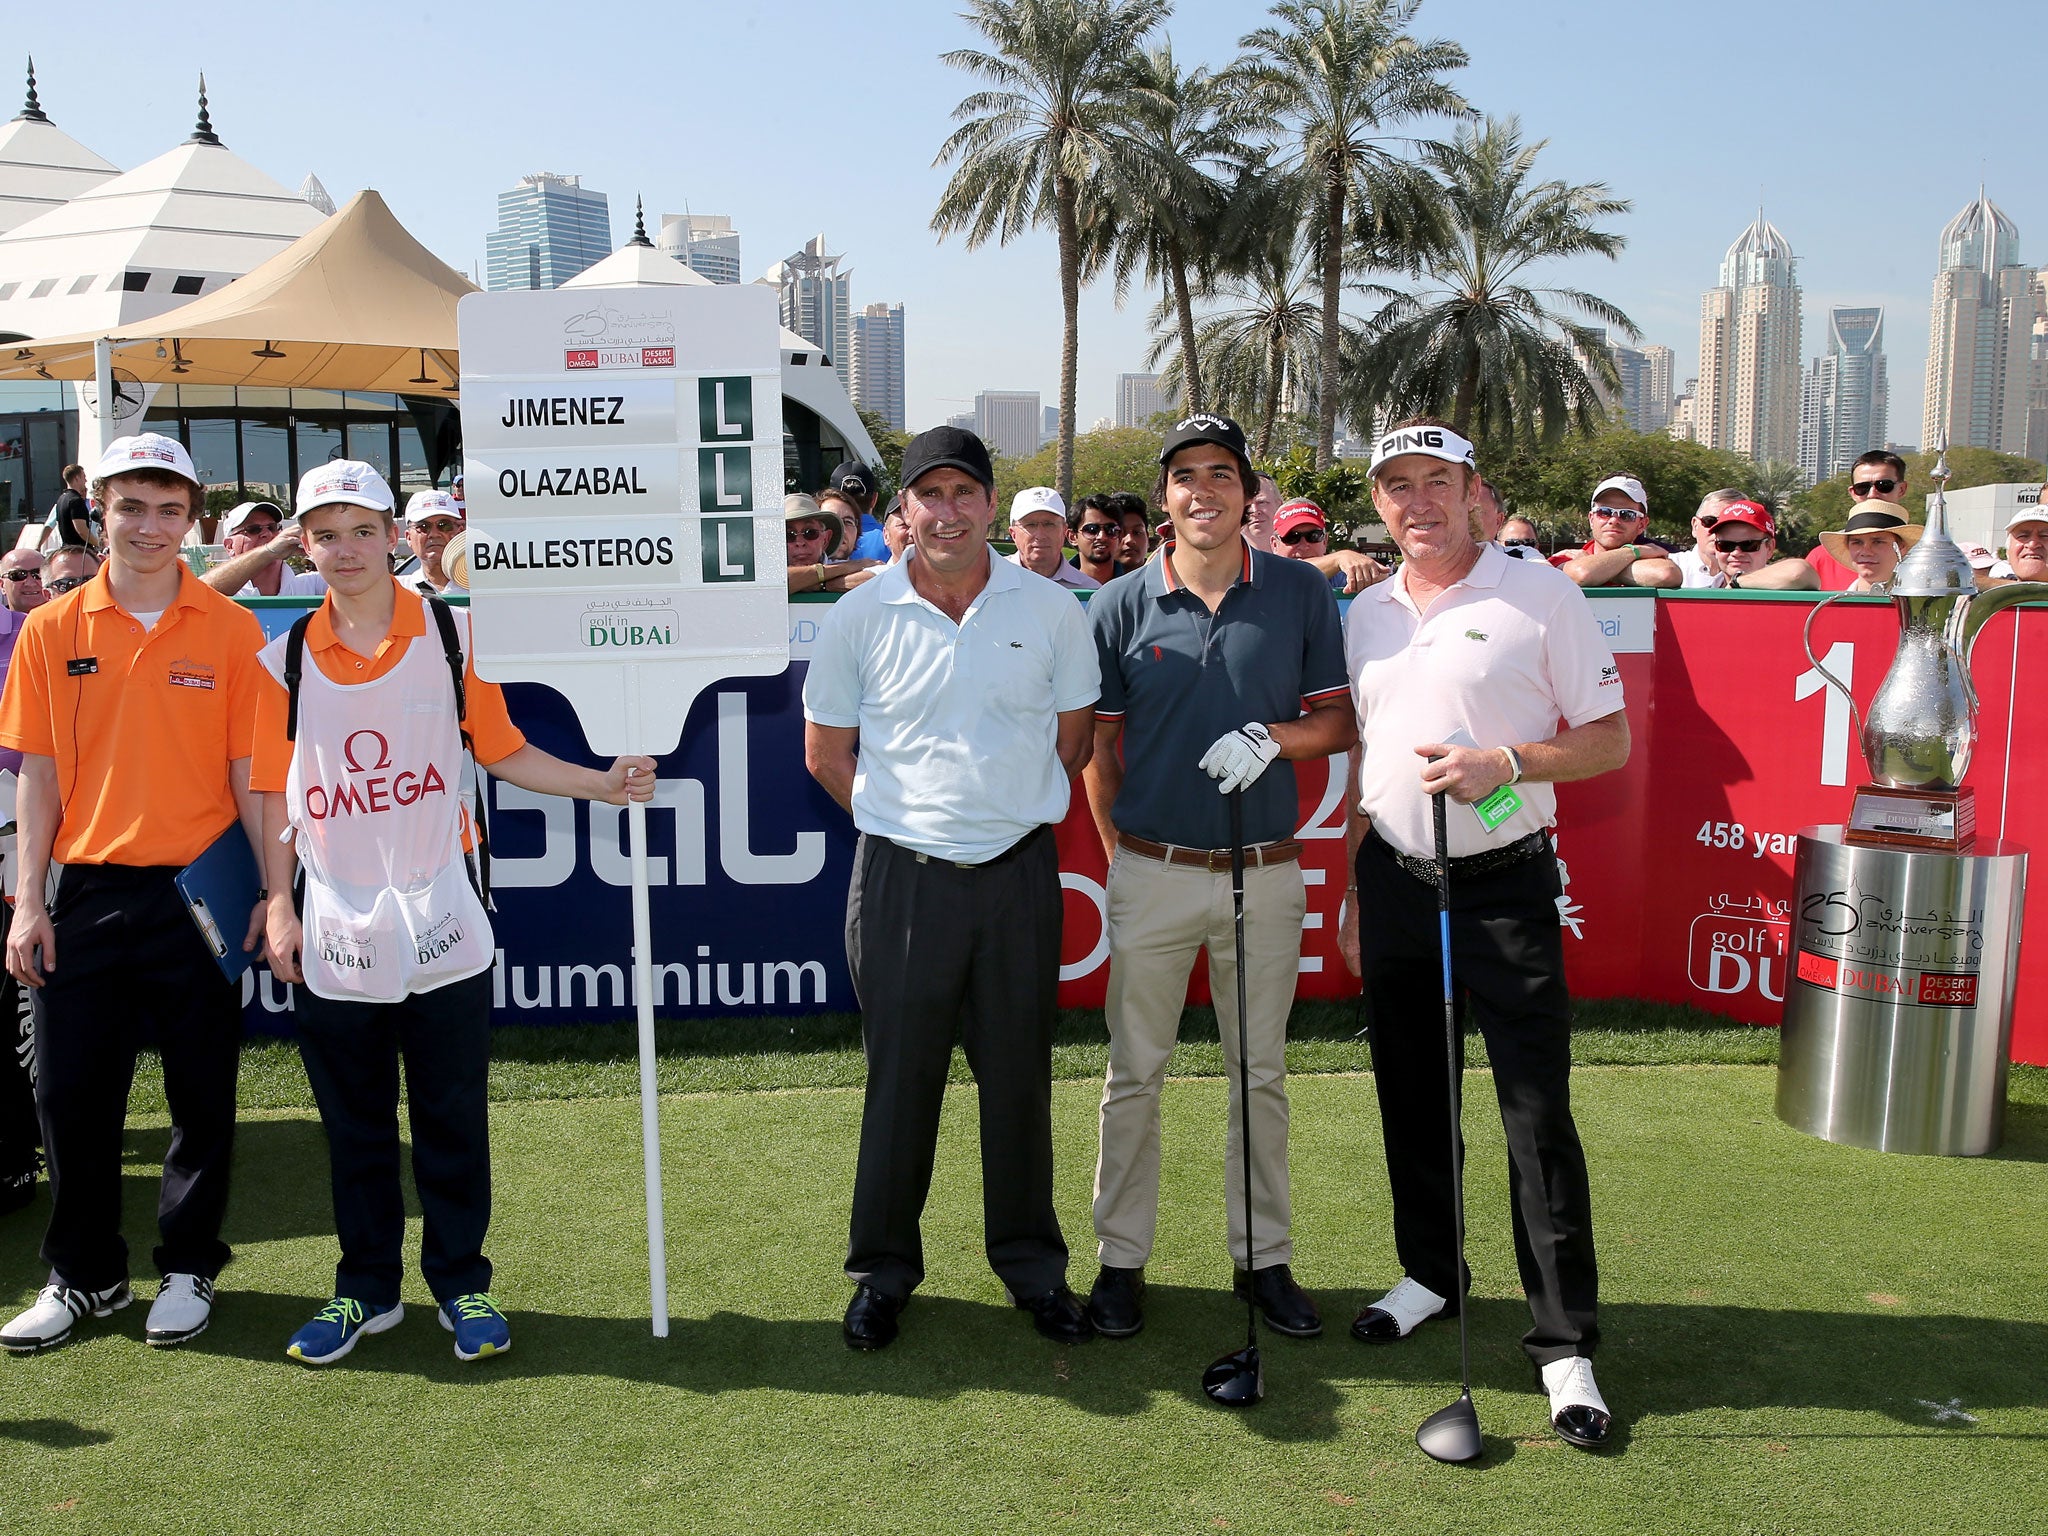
237, 521, 281, 537
1280, 528, 1326, 545
786, 523, 830, 541
1715, 537, 1765, 553
1076, 522, 1118, 536
1695, 514, 1719, 528
46, 576, 88, 593
1851, 478, 1899, 497
1589, 507, 1645, 520
2, 568, 42, 582
1503, 538, 1539, 549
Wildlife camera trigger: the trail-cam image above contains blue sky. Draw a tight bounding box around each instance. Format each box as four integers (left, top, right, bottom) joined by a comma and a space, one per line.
18, 0, 2040, 443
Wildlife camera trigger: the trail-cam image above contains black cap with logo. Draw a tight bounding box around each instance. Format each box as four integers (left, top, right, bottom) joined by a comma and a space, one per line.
899, 426, 995, 493
829, 459, 879, 502
1158, 412, 1251, 467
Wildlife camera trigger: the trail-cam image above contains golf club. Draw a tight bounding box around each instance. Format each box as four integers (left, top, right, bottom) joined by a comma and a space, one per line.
1201, 788, 1262, 1408
1415, 780, 1483, 1463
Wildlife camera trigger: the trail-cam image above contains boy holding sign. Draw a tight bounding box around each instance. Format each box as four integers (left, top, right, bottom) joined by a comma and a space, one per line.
255, 461, 654, 1367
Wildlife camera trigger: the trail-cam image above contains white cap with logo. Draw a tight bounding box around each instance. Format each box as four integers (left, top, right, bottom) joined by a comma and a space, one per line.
1368, 424, 1478, 477
92, 432, 199, 487
1011, 486, 1066, 521
404, 489, 463, 523
1590, 474, 1649, 512
296, 459, 395, 514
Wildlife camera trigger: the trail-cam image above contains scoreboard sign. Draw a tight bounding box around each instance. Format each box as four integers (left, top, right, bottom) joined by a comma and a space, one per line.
457, 285, 789, 755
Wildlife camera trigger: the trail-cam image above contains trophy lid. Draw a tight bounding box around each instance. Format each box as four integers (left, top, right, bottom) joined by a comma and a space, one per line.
1890, 436, 1974, 597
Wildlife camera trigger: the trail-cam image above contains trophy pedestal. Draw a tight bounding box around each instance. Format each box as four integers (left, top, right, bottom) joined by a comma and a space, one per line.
1844, 785, 1975, 851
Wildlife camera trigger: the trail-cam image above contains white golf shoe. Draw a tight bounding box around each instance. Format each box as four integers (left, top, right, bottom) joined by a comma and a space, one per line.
1349, 1276, 1447, 1342
0, 1279, 132, 1354
145, 1273, 215, 1348
1542, 1354, 1615, 1450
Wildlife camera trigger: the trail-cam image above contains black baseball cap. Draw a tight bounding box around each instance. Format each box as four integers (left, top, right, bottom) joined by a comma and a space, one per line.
899, 426, 995, 493
829, 460, 878, 501
1158, 412, 1251, 467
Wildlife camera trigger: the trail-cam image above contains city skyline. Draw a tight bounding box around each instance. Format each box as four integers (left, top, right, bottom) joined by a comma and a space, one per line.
483, 172, 611, 292
6, 1, 2043, 448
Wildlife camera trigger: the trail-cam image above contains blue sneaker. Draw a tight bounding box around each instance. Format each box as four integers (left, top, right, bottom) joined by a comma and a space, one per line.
286, 1297, 404, 1366
437, 1292, 511, 1361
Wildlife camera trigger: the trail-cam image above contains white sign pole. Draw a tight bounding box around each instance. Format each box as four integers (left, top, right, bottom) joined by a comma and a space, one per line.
625, 676, 668, 1336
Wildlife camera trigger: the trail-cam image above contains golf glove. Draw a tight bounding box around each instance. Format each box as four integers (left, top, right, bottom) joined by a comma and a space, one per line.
1199, 722, 1281, 794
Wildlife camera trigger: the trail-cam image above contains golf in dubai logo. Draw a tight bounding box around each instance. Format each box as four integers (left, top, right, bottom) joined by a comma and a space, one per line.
582, 597, 678, 650
1688, 893, 1790, 1002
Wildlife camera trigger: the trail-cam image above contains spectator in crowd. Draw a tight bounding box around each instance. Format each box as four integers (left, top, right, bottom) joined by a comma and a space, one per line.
1112, 492, 1152, 567
1670, 488, 1746, 588
1703, 501, 1816, 589
256, 459, 655, 1368
1808, 452, 1908, 590
786, 495, 880, 595
880, 496, 911, 562
802, 424, 1098, 1351
1991, 500, 2048, 585
398, 491, 464, 596
1008, 488, 1099, 589
818, 487, 875, 564
1244, 472, 1282, 554
0, 433, 266, 1355
46, 465, 92, 550
1, 551, 46, 615
1818, 507, 1920, 594
826, 461, 889, 562
42, 547, 97, 597
199, 502, 330, 599
449, 474, 465, 514
1082, 412, 1353, 1342
1071, 495, 1131, 585
1499, 516, 1547, 561
1550, 475, 1680, 588
1268, 499, 1388, 593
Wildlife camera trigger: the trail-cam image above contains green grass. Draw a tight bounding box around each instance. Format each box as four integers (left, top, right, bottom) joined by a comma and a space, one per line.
5, 1011, 2046, 1534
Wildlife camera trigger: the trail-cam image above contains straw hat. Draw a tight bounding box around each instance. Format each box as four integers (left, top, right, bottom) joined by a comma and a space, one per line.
785, 493, 844, 547
1818, 507, 1923, 565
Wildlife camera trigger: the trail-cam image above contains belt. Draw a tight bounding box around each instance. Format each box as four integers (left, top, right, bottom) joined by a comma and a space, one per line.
898, 823, 1050, 871
1370, 828, 1551, 885
1117, 833, 1302, 872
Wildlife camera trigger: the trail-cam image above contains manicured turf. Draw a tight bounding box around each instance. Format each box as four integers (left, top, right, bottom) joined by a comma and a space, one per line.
4, 1030, 2044, 1533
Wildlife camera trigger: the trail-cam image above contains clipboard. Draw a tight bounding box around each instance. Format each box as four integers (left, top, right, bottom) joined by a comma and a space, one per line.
174, 825, 264, 982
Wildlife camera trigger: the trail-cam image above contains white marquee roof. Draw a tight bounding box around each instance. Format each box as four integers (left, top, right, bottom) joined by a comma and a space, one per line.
0, 75, 119, 238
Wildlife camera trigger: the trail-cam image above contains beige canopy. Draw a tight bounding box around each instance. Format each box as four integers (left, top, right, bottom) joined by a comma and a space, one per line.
0, 188, 473, 394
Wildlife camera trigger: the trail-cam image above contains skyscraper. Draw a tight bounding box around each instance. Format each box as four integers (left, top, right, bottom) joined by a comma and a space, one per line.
1116, 372, 1169, 429
1695, 213, 1803, 467
765, 235, 852, 390
1922, 189, 2036, 454
975, 390, 1041, 459
1640, 345, 1675, 432
484, 173, 611, 291
848, 301, 905, 432
655, 212, 741, 284
1799, 307, 1887, 484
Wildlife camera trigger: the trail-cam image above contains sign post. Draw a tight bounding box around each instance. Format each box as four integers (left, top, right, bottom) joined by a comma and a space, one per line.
458, 285, 790, 1334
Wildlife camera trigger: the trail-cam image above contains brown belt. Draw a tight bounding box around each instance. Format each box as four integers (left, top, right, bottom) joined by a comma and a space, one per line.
1117, 834, 1302, 872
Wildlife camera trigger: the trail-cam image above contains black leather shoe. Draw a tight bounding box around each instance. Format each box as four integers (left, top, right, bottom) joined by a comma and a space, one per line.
1087, 1265, 1145, 1338
1015, 1283, 1093, 1344
842, 1284, 905, 1350
1233, 1264, 1322, 1338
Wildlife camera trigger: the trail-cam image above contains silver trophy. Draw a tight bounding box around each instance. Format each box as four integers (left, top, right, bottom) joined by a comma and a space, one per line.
1803, 435, 2048, 847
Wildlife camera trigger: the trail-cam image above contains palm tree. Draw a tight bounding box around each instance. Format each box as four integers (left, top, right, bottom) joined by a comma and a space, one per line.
1741, 459, 1805, 516
1100, 44, 1261, 416
1349, 115, 1636, 448
1237, 0, 1469, 468
932, 0, 1169, 504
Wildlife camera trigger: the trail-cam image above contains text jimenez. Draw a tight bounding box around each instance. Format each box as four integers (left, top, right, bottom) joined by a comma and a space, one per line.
499, 395, 628, 428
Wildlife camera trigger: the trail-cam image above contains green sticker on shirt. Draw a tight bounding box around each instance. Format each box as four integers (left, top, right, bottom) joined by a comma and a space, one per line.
1472, 783, 1521, 833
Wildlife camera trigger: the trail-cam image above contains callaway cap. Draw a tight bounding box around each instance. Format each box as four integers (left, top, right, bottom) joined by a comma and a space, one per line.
899, 425, 995, 493
1010, 486, 1067, 523
404, 489, 463, 523
1367, 422, 1477, 477
829, 460, 879, 502
1711, 499, 1775, 537
1158, 412, 1251, 468
221, 499, 286, 535
1590, 474, 1649, 511
92, 432, 200, 489
1275, 500, 1327, 537
296, 459, 395, 515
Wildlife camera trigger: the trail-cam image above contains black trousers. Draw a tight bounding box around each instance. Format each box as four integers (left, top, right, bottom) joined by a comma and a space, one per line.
0, 965, 37, 1179
1356, 835, 1599, 1365
32, 864, 242, 1289
844, 829, 1068, 1302
294, 968, 494, 1308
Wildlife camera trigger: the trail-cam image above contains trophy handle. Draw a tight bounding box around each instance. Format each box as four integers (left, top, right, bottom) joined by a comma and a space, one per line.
1801, 591, 1866, 752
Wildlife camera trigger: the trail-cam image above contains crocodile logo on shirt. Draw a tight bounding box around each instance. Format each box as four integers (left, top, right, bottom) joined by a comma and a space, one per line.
1464, 629, 1488, 642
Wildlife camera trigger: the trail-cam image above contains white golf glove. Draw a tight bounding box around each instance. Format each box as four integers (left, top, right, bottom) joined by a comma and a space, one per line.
1198, 722, 1281, 794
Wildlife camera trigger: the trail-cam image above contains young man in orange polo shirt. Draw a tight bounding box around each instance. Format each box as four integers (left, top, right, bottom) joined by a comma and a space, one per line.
254, 461, 654, 1366
0, 433, 267, 1353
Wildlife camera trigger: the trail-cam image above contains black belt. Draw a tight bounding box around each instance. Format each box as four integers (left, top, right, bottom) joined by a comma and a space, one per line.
1369, 828, 1551, 885
893, 823, 1050, 871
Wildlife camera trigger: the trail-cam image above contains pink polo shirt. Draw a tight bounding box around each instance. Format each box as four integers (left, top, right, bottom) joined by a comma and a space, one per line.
1345, 543, 1624, 859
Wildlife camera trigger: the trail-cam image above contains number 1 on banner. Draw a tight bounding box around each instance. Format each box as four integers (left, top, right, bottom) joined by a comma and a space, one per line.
1795, 641, 1854, 788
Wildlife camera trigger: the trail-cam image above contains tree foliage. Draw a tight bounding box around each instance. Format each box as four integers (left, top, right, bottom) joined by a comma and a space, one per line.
1480, 424, 1753, 542
855, 408, 911, 494
994, 427, 1164, 512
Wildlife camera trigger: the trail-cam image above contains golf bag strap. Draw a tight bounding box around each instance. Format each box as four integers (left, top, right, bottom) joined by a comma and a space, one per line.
281, 613, 315, 742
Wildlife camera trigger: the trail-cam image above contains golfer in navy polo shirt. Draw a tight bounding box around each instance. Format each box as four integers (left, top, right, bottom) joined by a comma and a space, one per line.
1080, 413, 1354, 1341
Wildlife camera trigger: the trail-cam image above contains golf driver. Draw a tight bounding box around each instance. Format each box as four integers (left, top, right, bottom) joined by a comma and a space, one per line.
1415, 781, 1483, 1463
1201, 788, 1262, 1408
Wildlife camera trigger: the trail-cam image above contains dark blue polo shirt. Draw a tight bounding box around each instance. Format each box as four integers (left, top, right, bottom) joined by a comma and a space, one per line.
1091, 544, 1350, 848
